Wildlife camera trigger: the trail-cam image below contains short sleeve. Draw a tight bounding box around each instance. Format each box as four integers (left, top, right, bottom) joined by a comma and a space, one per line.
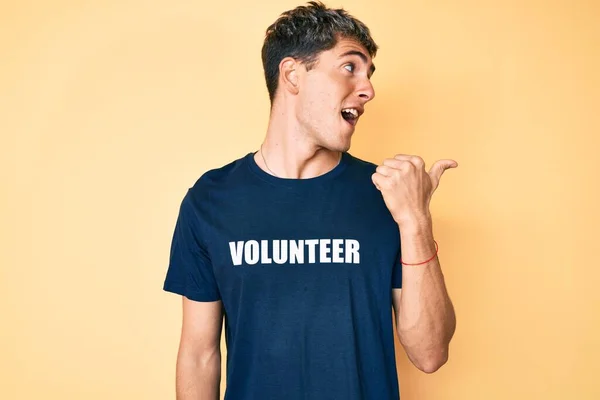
391, 248, 402, 289
163, 190, 221, 302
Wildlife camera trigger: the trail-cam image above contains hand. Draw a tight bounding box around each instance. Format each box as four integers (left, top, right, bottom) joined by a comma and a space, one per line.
371, 154, 458, 226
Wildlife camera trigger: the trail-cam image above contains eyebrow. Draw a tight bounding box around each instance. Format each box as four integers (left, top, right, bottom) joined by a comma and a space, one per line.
339, 50, 376, 76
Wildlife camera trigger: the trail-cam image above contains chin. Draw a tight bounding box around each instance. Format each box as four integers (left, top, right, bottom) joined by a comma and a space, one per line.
339, 140, 352, 152
340, 132, 354, 151
328, 139, 352, 153
315, 128, 353, 153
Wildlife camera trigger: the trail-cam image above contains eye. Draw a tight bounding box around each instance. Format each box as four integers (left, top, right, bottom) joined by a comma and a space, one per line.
344, 63, 355, 73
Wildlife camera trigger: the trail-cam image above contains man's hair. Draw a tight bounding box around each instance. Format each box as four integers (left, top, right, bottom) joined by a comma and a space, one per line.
261, 1, 378, 103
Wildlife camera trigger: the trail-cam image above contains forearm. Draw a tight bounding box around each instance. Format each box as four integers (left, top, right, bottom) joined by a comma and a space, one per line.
176, 348, 221, 400
396, 216, 456, 372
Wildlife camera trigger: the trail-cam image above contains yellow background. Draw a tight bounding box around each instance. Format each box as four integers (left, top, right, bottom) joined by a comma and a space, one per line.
2, 0, 598, 399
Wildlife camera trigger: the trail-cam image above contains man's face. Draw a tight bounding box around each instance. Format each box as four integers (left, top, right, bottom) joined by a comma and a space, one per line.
295, 37, 376, 152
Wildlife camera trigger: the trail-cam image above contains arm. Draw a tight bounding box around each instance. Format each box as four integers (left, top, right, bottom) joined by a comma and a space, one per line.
176, 297, 223, 400
392, 216, 456, 373
372, 154, 458, 373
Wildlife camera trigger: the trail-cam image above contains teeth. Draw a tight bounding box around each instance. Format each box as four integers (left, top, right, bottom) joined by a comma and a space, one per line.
342, 108, 359, 118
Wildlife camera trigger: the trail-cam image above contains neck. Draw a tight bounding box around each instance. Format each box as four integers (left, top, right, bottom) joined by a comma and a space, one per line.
257, 105, 342, 179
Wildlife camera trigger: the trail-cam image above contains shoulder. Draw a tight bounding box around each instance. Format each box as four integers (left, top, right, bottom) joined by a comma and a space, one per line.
188, 152, 251, 192
345, 152, 379, 177
173, 153, 251, 226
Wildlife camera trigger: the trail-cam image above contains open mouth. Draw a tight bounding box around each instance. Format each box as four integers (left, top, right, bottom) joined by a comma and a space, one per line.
341, 108, 359, 126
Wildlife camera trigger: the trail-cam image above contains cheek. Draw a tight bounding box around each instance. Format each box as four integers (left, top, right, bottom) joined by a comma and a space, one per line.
303, 89, 331, 116
300, 77, 341, 123
314, 86, 337, 113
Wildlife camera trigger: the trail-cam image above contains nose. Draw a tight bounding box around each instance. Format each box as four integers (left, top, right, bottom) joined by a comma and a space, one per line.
357, 78, 375, 102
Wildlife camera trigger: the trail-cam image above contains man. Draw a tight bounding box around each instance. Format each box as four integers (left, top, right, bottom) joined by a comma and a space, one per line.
163, 2, 457, 399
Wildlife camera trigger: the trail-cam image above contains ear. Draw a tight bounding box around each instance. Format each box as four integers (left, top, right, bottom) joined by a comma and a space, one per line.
279, 57, 300, 95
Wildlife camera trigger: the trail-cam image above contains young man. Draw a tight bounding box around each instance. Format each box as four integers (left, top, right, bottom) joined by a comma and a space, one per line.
163, 2, 457, 399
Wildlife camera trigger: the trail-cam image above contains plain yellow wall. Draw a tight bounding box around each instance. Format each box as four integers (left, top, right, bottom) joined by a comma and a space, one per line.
1, 0, 599, 399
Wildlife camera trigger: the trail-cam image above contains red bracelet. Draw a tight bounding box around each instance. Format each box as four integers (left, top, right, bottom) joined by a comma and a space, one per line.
400, 240, 438, 266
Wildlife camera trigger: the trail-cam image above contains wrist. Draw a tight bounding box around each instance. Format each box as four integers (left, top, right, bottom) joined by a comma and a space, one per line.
395, 212, 433, 233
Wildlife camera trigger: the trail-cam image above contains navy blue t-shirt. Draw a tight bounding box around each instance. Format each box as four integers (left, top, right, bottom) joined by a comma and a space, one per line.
163, 151, 403, 400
